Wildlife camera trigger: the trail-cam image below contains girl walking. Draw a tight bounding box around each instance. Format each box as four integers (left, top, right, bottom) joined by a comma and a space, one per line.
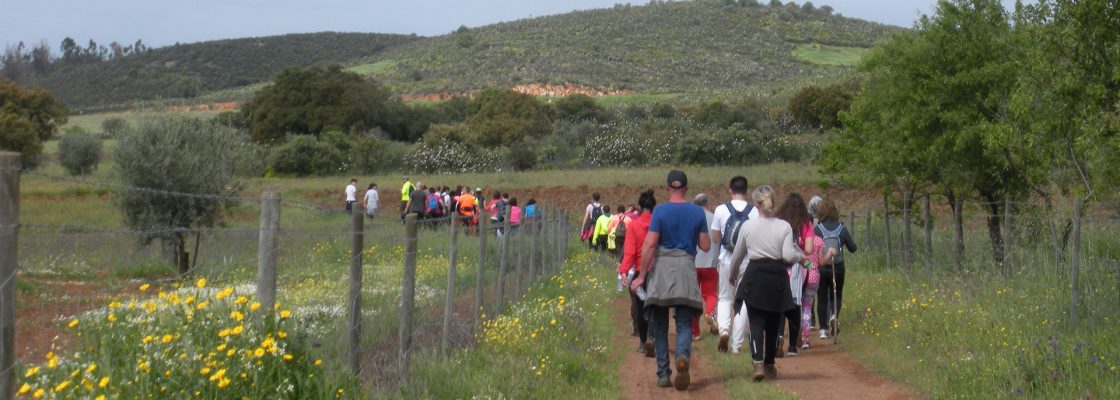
814, 199, 857, 339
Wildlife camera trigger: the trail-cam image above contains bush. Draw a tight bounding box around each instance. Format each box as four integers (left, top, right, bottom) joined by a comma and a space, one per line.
675, 125, 767, 166
507, 140, 539, 171
552, 94, 610, 122
581, 119, 678, 167
266, 135, 344, 176
100, 117, 130, 137
404, 141, 501, 174
0, 112, 42, 168
466, 88, 552, 147
348, 132, 403, 174
58, 133, 103, 175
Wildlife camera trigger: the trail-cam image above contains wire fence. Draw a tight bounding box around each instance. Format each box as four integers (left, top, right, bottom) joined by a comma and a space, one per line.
0, 155, 573, 397
837, 193, 1119, 330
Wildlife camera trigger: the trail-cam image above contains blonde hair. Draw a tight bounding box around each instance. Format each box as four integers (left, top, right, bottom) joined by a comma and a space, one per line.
752, 185, 776, 215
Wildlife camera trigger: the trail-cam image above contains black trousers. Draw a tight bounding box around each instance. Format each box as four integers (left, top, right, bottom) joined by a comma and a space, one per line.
746, 305, 781, 365
630, 289, 649, 344
817, 264, 847, 323
783, 306, 800, 350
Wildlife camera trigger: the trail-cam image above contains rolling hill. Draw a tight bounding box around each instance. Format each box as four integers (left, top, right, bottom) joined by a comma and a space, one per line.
13, 0, 900, 111
13, 32, 419, 111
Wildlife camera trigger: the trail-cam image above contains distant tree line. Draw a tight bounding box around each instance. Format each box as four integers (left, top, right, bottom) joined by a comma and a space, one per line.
1, 38, 149, 80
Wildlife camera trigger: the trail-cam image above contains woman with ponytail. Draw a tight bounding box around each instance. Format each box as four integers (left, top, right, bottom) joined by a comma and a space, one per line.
727, 185, 805, 381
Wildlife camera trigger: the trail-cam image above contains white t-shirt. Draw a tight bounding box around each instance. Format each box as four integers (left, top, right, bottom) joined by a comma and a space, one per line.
710, 199, 761, 267
364, 189, 379, 208
345, 184, 357, 202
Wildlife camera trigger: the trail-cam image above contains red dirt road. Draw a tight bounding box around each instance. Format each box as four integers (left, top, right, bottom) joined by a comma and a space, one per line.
612, 295, 923, 400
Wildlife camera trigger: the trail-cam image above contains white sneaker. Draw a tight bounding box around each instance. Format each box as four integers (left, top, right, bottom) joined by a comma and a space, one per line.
819, 329, 828, 339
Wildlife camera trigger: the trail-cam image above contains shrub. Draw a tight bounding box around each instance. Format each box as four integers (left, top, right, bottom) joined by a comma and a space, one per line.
58, 133, 103, 175
100, 117, 130, 137
507, 140, 539, 171
0, 112, 42, 168
466, 88, 552, 147
404, 141, 501, 174
581, 119, 678, 167
266, 135, 344, 176
552, 94, 610, 122
348, 132, 403, 174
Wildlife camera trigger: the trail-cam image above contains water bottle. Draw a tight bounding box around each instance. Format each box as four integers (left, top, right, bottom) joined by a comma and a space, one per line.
617, 273, 623, 292
636, 286, 647, 301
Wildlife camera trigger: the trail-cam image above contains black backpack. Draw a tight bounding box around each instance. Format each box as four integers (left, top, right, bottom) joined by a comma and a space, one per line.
587, 204, 604, 228
721, 202, 753, 252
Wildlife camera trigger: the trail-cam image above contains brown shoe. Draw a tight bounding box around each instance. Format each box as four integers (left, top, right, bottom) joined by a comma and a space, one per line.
764, 364, 778, 380
674, 357, 690, 391
776, 336, 786, 358
702, 315, 718, 335
717, 333, 729, 353
644, 342, 655, 358
752, 363, 765, 381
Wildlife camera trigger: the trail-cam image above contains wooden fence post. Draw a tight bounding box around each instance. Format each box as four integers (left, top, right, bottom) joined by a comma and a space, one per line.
848, 211, 856, 243
865, 207, 872, 252
902, 191, 912, 273
530, 212, 538, 282
884, 195, 893, 268
0, 152, 20, 400
257, 191, 280, 313
496, 217, 511, 313
474, 211, 487, 329
953, 197, 964, 273
1069, 200, 1082, 328
399, 213, 419, 386
441, 217, 459, 357
348, 202, 364, 375
924, 194, 933, 274
1003, 194, 1013, 276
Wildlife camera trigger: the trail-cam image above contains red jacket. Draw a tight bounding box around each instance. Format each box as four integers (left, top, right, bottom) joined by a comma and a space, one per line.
618, 212, 652, 275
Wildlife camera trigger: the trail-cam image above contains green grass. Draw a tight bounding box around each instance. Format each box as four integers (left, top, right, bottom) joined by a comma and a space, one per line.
402, 250, 618, 399
64, 110, 224, 133
594, 92, 684, 107
839, 221, 1120, 399
791, 43, 870, 67
347, 60, 398, 76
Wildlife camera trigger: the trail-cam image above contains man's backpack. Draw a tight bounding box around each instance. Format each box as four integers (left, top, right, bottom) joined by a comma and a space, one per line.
588, 204, 604, 228
721, 202, 754, 252
427, 194, 441, 213
614, 215, 628, 240
818, 223, 845, 265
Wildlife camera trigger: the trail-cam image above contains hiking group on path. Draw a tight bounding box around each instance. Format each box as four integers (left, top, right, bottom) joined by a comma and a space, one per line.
344, 176, 543, 235
588, 170, 858, 391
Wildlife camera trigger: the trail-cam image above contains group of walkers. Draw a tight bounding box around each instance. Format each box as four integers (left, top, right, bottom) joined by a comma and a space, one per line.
601, 170, 857, 390
345, 176, 542, 235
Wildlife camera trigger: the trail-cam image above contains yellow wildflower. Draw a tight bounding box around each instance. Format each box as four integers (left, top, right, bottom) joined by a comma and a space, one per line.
279, 310, 292, 319
98, 376, 109, 388
249, 302, 261, 312
230, 311, 244, 322
196, 278, 207, 288
314, 359, 322, 366
25, 366, 39, 377
231, 325, 244, 335
107, 313, 117, 322
85, 363, 97, 374
17, 383, 30, 395
196, 301, 209, 310
161, 334, 174, 344
234, 296, 248, 305
139, 283, 150, 292
253, 348, 265, 357
95, 395, 106, 400
68, 319, 79, 328
53, 381, 71, 392
32, 388, 45, 398
283, 354, 293, 361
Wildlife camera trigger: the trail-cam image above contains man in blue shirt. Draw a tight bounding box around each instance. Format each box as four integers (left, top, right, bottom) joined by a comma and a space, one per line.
630, 170, 710, 391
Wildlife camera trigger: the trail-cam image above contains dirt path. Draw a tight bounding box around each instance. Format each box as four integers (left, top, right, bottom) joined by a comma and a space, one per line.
770, 338, 923, 400
612, 296, 731, 400
612, 296, 923, 400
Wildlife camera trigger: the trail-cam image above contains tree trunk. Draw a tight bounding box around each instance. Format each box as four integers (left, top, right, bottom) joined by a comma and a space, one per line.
982, 194, 1005, 266
176, 233, 190, 276
948, 191, 964, 273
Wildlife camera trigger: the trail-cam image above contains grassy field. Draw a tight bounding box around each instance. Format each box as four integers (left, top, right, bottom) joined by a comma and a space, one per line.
791, 44, 870, 67
347, 60, 399, 76
64, 110, 225, 133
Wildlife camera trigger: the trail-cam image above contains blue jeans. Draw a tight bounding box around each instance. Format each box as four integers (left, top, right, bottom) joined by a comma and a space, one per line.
649, 305, 694, 378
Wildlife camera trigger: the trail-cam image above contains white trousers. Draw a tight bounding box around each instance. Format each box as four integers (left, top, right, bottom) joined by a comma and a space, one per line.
717, 258, 749, 352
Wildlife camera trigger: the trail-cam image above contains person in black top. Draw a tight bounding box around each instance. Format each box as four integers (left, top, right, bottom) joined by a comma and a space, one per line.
813, 199, 857, 339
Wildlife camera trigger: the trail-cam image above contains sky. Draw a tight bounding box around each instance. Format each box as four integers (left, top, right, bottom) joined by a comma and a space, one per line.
1, 0, 1026, 51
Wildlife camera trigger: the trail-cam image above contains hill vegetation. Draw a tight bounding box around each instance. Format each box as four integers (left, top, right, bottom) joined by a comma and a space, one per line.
358, 0, 898, 99
6, 33, 418, 110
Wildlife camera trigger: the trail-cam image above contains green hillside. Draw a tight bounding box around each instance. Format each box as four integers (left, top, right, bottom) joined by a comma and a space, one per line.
14, 32, 419, 111
357, 1, 899, 98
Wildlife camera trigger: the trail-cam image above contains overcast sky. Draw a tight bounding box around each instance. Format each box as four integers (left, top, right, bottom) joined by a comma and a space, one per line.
1, 0, 1026, 51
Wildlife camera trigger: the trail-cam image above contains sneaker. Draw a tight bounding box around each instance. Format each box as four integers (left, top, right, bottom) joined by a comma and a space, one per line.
819, 329, 828, 339
657, 375, 672, 387
644, 342, 655, 358
764, 364, 778, 380
702, 315, 718, 335
674, 357, 691, 391
636, 343, 646, 353
829, 318, 838, 337
692, 335, 701, 342
775, 336, 786, 358
717, 333, 729, 353
787, 346, 798, 357
752, 362, 765, 381
801, 340, 810, 350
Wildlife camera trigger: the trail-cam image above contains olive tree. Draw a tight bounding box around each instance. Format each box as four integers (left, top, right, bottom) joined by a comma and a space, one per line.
114, 117, 240, 275
58, 133, 102, 175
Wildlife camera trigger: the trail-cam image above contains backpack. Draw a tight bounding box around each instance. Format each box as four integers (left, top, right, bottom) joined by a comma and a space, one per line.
427, 194, 441, 213
818, 222, 845, 265
614, 215, 628, 240
587, 204, 604, 229
721, 202, 754, 252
